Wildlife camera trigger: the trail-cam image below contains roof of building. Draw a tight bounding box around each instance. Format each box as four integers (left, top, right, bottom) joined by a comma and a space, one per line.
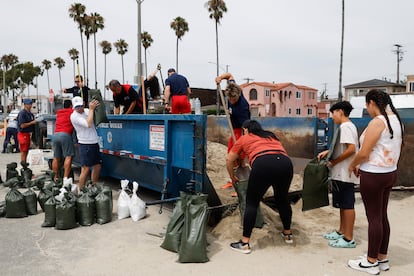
240, 82, 317, 91
344, 79, 405, 89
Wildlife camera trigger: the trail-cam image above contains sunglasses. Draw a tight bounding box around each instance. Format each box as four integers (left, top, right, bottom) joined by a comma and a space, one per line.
74, 80, 80, 83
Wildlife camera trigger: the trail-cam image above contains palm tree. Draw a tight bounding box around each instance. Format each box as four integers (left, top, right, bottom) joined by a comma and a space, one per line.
54, 57, 66, 94
87, 12, 105, 89
99, 40, 112, 99
170, 17, 189, 72
1, 54, 19, 108
141, 31, 153, 77
338, 0, 345, 101
42, 59, 52, 93
68, 3, 87, 82
206, 0, 227, 114
113, 39, 128, 83
83, 14, 92, 86
68, 48, 79, 79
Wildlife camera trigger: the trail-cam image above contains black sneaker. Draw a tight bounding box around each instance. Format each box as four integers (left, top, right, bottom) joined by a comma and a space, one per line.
230, 240, 251, 254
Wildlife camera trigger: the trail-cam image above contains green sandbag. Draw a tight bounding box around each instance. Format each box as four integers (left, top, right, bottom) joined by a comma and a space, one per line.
160, 199, 185, 253
178, 193, 209, 263
42, 196, 56, 227
102, 185, 113, 213
95, 190, 112, 224
5, 187, 27, 218
234, 179, 264, 228
88, 89, 108, 126
38, 188, 53, 212
86, 182, 101, 198
76, 193, 96, 226
0, 201, 5, 217
55, 196, 77, 230
302, 157, 330, 211
23, 188, 37, 215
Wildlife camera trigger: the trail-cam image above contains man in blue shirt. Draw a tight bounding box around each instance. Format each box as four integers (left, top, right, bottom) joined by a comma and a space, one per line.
17, 98, 37, 165
164, 68, 191, 114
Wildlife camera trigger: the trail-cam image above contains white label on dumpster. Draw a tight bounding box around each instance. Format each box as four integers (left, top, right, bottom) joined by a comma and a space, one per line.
149, 125, 165, 151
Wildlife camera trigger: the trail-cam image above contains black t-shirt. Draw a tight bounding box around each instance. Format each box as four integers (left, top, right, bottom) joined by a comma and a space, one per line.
66, 86, 90, 106
17, 109, 35, 133
113, 85, 142, 114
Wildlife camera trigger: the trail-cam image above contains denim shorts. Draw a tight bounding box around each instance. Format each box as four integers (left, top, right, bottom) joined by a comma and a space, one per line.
78, 143, 102, 167
332, 180, 355, 209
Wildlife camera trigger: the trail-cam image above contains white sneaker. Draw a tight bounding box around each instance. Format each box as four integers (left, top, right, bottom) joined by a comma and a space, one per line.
378, 259, 390, 271
360, 253, 390, 271
348, 257, 380, 275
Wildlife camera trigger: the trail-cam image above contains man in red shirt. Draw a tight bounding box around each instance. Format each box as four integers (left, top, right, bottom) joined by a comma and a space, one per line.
52, 100, 75, 181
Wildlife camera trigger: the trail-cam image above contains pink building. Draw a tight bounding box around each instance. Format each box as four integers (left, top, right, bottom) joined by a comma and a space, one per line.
240, 82, 318, 117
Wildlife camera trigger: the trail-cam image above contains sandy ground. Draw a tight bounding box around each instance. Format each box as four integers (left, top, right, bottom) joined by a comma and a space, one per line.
0, 140, 413, 275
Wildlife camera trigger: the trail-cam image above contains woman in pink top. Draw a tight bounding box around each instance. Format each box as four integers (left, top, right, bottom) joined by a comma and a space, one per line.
348, 89, 404, 274
226, 120, 293, 254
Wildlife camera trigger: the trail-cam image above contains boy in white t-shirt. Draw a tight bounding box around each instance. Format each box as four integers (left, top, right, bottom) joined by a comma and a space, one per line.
318, 101, 359, 248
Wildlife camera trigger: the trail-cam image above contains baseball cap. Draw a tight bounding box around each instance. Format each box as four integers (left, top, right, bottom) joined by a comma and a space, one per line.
72, 96, 84, 109
23, 98, 32, 105
167, 68, 176, 73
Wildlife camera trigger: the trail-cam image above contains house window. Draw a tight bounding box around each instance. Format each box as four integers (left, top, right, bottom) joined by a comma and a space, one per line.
265, 89, 270, 97
296, 91, 301, 99
309, 92, 315, 99
410, 82, 414, 92
288, 108, 292, 114
308, 108, 313, 115
296, 108, 301, 115
250, 106, 259, 117
249, 89, 257, 100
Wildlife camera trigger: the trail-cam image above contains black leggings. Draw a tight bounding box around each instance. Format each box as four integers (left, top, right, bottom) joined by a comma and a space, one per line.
360, 170, 397, 259
243, 154, 293, 238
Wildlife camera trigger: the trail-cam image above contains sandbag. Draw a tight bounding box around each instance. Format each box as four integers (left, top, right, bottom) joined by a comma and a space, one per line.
302, 157, 330, 211
117, 180, 131, 220
42, 196, 56, 227
6, 162, 19, 181
5, 187, 27, 218
178, 193, 209, 263
38, 187, 53, 212
102, 185, 113, 213
55, 195, 77, 230
95, 190, 112, 225
160, 199, 185, 253
88, 89, 108, 126
234, 179, 264, 228
129, 181, 146, 222
23, 188, 37, 215
76, 192, 96, 226
0, 201, 5, 217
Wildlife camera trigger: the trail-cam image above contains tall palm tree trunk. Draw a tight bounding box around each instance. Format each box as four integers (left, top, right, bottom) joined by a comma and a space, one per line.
86, 39, 90, 87
338, 0, 344, 101
94, 34, 98, 89
121, 56, 125, 84
144, 49, 148, 77
215, 21, 220, 114
176, 38, 179, 72
58, 69, 62, 94
72, 60, 76, 80
80, 31, 86, 80
104, 54, 107, 100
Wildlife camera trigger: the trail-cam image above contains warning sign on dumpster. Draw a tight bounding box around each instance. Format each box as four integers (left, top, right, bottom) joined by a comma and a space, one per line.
149, 125, 165, 151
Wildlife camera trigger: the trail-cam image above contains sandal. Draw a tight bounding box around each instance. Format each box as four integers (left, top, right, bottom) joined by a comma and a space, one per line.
328, 237, 356, 248
323, 230, 344, 240
281, 232, 294, 244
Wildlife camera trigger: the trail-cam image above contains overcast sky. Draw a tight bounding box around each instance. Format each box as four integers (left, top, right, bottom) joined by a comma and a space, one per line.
1, 0, 413, 100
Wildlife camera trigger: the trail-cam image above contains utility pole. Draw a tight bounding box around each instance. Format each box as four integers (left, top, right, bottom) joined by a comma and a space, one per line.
393, 44, 404, 84
243, 77, 254, 83
136, 0, 144, 85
